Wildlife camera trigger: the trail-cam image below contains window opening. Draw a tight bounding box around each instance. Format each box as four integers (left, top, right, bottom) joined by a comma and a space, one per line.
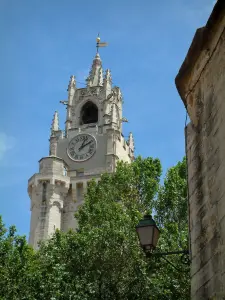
42, 182, 47, 202
80, 102, 98, 125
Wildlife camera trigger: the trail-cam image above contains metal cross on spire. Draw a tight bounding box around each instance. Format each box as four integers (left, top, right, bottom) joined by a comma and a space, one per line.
96, 33, 108, 53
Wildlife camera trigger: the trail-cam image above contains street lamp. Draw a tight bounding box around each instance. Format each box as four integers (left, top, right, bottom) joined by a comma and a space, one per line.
135, 215, 160, 252
136, 215, 190, 268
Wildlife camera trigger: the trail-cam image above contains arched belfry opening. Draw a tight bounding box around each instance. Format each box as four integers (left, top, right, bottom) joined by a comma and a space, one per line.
80, 101, 98, 125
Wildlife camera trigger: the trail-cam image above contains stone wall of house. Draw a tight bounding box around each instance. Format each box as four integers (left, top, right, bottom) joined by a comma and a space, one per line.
176, 1, 225, 298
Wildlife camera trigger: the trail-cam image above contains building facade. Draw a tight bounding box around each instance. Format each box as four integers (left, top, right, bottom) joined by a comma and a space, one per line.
28, 52, 134, 249
175, 1, 225, 298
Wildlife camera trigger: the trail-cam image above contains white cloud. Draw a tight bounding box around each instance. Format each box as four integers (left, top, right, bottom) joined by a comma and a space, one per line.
0, 133, 16, 160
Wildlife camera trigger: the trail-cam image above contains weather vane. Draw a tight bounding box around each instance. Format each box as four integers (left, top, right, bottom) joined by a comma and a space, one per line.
96, 33, 108, 53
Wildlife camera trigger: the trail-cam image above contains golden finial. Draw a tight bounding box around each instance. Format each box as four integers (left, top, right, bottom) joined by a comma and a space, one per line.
96, 33, 101, 44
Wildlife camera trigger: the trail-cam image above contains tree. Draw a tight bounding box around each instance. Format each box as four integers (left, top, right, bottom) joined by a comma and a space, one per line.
150, 157, 190, 299
0, 156, 190, 299
34, 156, 162, 300
0, 217, 36, 300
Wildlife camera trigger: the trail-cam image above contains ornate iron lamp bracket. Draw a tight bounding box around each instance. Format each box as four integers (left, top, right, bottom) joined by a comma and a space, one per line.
146, 249, 190, 272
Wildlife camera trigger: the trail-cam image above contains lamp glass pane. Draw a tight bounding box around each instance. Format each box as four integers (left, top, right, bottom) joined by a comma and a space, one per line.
136, 225, 154, 248
153, 227, 160, 248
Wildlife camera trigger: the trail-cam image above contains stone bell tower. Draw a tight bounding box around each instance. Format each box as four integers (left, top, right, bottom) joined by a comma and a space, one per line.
28, 46, 134, 249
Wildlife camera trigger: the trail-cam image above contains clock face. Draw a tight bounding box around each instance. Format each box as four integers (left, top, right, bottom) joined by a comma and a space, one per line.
67, 134, 97, 162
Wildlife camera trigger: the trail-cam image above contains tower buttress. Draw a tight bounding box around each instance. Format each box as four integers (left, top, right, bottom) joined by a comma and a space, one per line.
105, 128, 117, 173
111, 103, 118, 128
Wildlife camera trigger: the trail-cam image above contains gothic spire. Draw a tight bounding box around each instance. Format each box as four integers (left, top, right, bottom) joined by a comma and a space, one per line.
51, 111, 59, 135
67, 75, 76, 92
86, 53, 103, 87
103, 69, 112, 93
128, 132, 134, 151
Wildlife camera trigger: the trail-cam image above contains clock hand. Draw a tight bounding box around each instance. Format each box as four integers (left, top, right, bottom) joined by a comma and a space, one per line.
78, 141, 92, 151
78, 137, 87, 151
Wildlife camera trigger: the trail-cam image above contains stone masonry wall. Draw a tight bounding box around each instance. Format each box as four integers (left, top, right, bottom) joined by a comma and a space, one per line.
186, 29, 225, 299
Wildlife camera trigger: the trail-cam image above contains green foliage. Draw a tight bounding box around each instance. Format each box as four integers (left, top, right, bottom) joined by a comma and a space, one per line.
0, 216, 35, 300
151, 157, 190, 299
0, 156, 190, 299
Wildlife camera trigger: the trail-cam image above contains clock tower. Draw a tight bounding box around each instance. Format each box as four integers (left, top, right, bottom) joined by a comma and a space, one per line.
28, 48, 134, 249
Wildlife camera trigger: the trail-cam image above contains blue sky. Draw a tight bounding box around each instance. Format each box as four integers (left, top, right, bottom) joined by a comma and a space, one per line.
0, 0, 215, 237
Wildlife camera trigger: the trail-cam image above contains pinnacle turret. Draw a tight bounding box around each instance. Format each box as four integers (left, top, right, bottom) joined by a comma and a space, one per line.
128, 132, 134, 151
86, 53, 103, 87
104, 69, 112, 83
103, 69, 112, 95
51, 111, 59, 135
67, 75, 76, 92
